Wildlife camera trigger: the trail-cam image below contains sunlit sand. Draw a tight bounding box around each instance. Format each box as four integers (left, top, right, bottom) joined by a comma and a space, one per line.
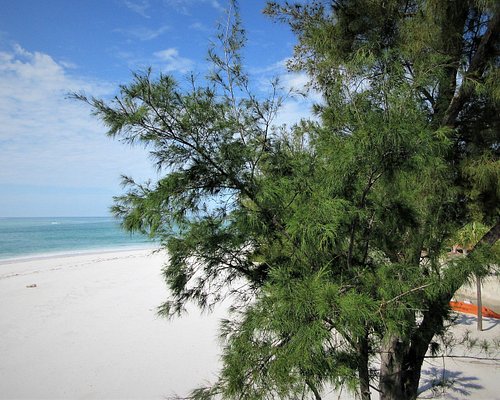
0, 250, 498, 399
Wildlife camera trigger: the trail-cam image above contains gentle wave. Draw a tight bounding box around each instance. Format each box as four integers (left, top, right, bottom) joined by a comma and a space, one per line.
0, 217, 155, 261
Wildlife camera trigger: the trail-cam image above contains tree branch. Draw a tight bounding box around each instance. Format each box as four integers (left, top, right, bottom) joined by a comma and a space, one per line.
442, 10, 500, 128
305, 379, 322, 400
470, 219, 500, 250
379, 284, 432, 310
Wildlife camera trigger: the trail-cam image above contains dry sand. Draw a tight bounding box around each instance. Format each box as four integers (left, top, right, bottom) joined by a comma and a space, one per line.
0, 249, 499, 399
0, 249, 224, 399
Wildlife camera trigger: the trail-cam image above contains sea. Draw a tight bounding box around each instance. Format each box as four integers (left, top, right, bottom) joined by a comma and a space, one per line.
0, 217, 156, 261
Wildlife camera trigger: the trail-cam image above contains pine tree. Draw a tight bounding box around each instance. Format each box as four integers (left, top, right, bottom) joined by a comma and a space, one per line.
261, 1, 500, 398
75, 1, 499, 399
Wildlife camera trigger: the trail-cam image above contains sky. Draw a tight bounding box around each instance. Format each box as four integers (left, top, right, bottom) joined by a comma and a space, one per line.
0, 0, 316, 217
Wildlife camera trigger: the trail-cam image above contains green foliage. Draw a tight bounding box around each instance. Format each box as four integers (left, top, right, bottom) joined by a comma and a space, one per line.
215, 267, 376, 399
77, 1, 499, 399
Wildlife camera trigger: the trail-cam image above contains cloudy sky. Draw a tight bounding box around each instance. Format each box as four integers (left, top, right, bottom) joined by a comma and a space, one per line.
0, 0, 315, 217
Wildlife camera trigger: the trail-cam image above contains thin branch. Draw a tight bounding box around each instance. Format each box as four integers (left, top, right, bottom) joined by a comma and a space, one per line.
369, 383, 382, 394
305, 379, 322, 400
380, 283, 432, 309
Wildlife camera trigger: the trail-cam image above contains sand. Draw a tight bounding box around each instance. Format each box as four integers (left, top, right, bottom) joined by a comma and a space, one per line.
0, 249, 499, 399
0, 249, 224, 399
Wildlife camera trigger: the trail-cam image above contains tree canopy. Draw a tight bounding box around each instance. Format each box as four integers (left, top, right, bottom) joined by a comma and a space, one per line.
77, 1, 499, 399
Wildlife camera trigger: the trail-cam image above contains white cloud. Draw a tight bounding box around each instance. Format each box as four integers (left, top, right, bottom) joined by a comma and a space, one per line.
123, 0, 151, 18
0, 45, 156, 214
275, 73, 322, 126
251, 57, 320, 98
115, 25, 170, 41
209, 0, 224, 12
189, 22, 210, 32
163, 0, 190, 14
59, 60, 78, 69
154, 48, 194, 73
273, 98, 318, 127
0, 45, 318, 215
279, 72, 310, 94
111, 47, 195, 75
163, 0, 225, 14
250, 58, 288, 75
249, 58, 321, 127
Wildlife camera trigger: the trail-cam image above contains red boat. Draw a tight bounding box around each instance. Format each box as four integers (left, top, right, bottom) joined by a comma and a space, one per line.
450, 301, 500, 319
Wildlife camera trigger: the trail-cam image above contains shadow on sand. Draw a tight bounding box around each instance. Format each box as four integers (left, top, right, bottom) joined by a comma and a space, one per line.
452, 313, 500, 331
418, 367, 483, 399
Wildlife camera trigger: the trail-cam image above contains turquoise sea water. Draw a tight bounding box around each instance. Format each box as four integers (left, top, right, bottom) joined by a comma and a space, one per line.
0, 217, 155, 261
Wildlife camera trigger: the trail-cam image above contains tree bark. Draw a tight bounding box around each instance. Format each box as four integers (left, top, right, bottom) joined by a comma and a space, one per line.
441, 9, 500, 128
473, 220, 500, 249
379, 299, 448, 400
433, 2, 468, 125
357, 334, 371, 400
379, 332, 435, 400
379, 335, 406, 400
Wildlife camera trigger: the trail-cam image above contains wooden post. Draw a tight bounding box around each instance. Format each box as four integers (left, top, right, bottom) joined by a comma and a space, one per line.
464, 247, 483, 331
477, 275, 483, 331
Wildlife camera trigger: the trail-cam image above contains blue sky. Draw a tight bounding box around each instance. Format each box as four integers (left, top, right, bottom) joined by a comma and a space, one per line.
0, 0, 315, 217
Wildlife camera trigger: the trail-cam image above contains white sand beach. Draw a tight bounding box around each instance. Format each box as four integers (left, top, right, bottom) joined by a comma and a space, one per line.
0, 249, 499, 399
0, 249, 224, 399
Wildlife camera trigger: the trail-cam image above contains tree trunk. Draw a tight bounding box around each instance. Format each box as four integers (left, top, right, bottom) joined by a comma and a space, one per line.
357, 335, 371, 400
379, 307, 446, 400
379, 335, 406, 400
379, 335, 429, 400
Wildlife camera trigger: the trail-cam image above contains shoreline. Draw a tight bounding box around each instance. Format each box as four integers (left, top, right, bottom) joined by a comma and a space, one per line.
0, 243, 159, 265
0, 216, 157, 265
